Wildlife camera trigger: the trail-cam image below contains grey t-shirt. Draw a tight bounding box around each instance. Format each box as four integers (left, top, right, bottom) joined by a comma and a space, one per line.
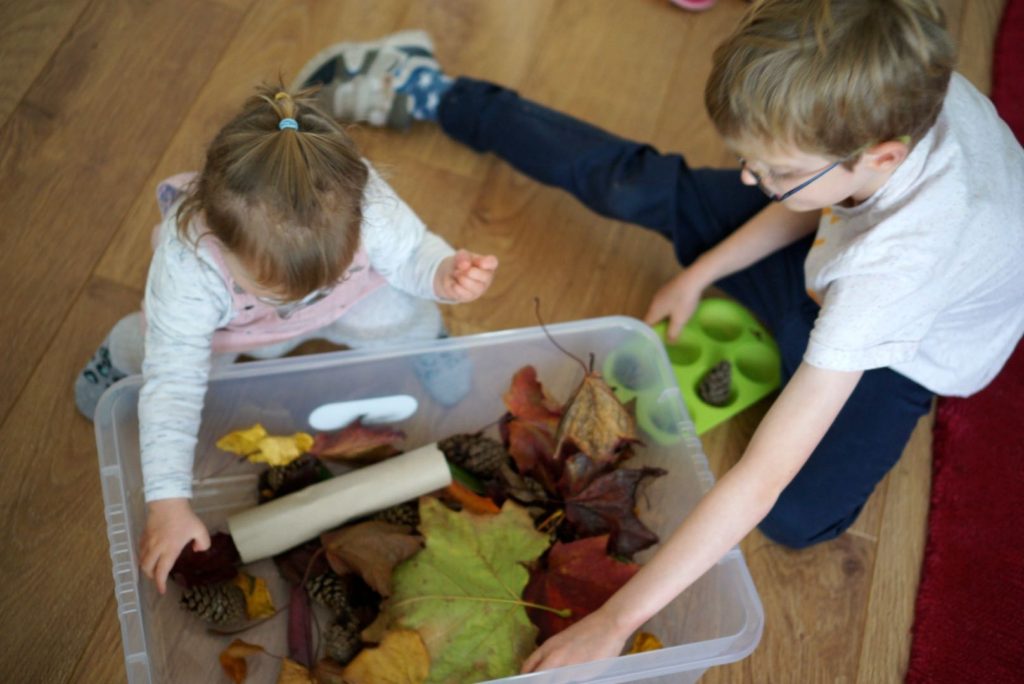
803, 73, 1024, 396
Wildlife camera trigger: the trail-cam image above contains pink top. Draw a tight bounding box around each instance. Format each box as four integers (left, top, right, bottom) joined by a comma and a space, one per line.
154, 173, 386, 353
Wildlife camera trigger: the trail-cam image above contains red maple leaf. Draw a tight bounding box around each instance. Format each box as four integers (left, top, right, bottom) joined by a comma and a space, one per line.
170, 532, 241, 589
523, 535, 640, 642
308, 418, 405, 462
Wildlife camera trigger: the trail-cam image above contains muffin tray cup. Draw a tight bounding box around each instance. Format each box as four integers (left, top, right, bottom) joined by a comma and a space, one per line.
604, 298, 782, 437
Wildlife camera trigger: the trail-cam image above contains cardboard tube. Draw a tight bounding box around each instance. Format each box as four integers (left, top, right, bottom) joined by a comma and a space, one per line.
228, 442, 451, 563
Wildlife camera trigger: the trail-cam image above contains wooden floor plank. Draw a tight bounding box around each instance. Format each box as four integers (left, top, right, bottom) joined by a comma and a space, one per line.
856, 414, 935, 684
0, 0, 249, 424
0, 0, 90, 128
0, 277, 141, 683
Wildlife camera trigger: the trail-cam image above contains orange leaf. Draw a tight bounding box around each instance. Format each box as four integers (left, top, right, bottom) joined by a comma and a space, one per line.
231, 572, 276, 620
627, 631, 663, 654
342, 629, 430, 684
219, 639, 266, 684
444, 481, 501, 514
503, 366, 563, 422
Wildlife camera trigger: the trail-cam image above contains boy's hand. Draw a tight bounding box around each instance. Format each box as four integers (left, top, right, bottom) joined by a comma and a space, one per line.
434, 249, 499, 303
139, 498, 210, 594
520, 607, 629, 673
644, 269, 705, 340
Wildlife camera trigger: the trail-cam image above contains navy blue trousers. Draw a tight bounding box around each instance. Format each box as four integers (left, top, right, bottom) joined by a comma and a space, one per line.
439, 77, 934, 548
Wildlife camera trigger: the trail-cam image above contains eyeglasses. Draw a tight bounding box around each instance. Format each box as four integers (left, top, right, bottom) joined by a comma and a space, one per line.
739, 157, 846, 202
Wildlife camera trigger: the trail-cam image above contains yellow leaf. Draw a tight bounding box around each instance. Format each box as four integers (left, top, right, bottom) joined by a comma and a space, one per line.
343, 629, 430, 684
231, 572, 276, 620
627, 631, 663, 654
248, 433, 314, 467
217, 424, 268, 456
219, 639, 266, 684
277, 658, 315, 684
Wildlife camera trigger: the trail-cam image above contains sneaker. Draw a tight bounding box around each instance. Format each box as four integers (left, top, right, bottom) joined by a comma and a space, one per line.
75, 342, 128, 420
292, 29, 441, 129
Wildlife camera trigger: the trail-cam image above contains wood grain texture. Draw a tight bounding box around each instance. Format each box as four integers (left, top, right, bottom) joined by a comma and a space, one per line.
0, 0, 1005, 681
0, 0, 248, 424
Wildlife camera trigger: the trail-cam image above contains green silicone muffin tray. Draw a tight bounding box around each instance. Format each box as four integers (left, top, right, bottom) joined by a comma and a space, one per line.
604, 299, 782, 438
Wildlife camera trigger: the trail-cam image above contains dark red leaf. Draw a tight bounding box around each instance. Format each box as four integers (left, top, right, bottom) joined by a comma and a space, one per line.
273, 541, 330, 586
170, 532, 241, 589
259, 455, 332, 503
523, 535, 640, 642
564, 467, 666, 557
505, 417, 562, 494
309, 419, 405, 462
287, 583, 314, 669
557, 452, 609, 499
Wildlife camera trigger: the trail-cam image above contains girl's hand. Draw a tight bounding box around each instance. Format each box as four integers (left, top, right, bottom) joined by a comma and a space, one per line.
520, 608, 629, 673
139, 498, 210, 594
644, 268, 706, 341
434, 250, 499, 303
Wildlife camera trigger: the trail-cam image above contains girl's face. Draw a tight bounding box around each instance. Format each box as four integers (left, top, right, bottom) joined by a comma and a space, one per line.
732, 141, 907, 211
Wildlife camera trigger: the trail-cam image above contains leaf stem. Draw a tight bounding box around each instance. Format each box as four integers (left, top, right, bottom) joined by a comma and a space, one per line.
393, 594, 572, 618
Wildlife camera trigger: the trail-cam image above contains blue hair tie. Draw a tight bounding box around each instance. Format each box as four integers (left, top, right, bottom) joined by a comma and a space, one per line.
278, 117, 299, 131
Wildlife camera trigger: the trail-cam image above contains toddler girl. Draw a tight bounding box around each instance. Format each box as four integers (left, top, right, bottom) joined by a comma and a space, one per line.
75, 85, 498, 592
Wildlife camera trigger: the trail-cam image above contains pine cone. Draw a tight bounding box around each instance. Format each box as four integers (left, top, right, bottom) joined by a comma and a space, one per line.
369, 502, 419, 529
439, 433, 509, 478
698, 360, 733, 407
305, 571, 351, 615
323, 608, 362, 665
180, 582, 247, 626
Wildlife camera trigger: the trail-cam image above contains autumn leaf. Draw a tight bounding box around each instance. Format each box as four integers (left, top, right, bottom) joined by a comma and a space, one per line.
309, 418, 405, 462
523, 535, 640, 642
273, 541, 329, 586
231, 571, 276, 620
628, 631, 664, 654
216, 423, 314, 467
343, 629, 430, 684
287, 584, 313, 669
557, 452, 608, 498
504, 417, 561, 493
503, 366, 563, 422
442, 481, 501, 515
554, 371, 639, 465
321, 521, 423, 597
170, 532, 241, 589
376, 498, 554, 683
260, 455, 333, 503
312, 659, 347, 684
564, 467, 666, 557
219, 639, 266, 684
277, 658, 315, 684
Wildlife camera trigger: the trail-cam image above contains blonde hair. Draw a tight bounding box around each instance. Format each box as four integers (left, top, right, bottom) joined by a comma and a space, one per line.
705, 0, 956, 161
177, 83, 368, 300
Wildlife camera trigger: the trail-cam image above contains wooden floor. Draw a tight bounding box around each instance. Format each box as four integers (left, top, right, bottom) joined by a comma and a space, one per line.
0, 0, 1007, 682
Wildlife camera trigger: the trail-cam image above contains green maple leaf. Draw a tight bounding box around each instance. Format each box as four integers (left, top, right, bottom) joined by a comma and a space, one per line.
381, 497, 556, 684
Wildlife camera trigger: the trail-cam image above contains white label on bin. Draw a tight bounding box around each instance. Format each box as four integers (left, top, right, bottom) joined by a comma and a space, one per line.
308, 395, 419, 431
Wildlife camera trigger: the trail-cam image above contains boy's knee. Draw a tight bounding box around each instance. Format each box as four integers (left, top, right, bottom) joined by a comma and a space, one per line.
758, 501, 858, 550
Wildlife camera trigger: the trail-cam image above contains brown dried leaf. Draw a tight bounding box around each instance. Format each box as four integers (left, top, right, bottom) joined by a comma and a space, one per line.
342, 629, 429, 684
312, 658, 347, 684
321, 521, 423, 596
502, 366, 563, 422
555, 372, 639, 465
564, 466, 666, 557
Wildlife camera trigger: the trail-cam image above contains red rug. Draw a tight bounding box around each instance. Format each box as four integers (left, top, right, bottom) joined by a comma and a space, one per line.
906, 3, 1024, 679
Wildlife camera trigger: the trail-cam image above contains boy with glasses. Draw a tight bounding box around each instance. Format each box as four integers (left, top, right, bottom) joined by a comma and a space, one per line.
295, 0, 1024, 671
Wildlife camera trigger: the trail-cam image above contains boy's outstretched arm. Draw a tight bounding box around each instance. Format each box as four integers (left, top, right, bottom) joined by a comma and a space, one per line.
647, 202, 820, 338
521, 361, 863, 673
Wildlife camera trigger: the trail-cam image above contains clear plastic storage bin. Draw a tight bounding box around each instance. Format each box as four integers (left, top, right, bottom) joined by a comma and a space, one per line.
95, 316, 763, 683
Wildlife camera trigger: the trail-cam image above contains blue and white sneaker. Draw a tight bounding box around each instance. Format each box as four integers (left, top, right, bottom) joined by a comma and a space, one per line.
292, 29, 453, 128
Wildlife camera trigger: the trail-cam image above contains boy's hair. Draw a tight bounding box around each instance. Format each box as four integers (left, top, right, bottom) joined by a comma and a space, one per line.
177, 83, 368, 300
705, 0, 956, 162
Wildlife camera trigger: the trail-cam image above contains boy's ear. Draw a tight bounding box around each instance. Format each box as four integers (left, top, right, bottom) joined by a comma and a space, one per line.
861, 139, 910, 172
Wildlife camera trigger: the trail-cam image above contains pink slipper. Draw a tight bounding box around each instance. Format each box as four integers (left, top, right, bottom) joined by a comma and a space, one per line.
669, 0, 718, 10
